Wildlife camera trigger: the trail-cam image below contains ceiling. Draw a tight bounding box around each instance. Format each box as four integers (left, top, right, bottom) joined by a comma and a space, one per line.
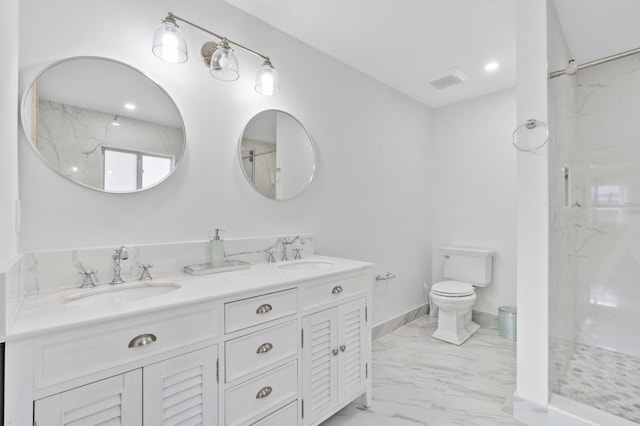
224, 0, 640, 109
224, 0, 517, 108
552, 0, 640, 66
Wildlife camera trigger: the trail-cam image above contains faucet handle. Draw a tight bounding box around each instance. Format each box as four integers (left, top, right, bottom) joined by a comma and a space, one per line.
267, 250, 276, 263
138, 264, 154, 281
79, 269, 98, 288
294, 247, 303, 260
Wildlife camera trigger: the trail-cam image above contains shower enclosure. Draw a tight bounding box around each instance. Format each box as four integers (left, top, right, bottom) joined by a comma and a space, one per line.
548, 27, 640, 424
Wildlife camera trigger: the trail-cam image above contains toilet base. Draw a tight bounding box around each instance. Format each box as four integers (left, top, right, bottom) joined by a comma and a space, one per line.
429, 290, 479, 346
432, 320, 479, 345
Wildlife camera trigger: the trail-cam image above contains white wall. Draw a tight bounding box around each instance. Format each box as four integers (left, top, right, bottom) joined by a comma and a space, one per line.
0, 0, 19, 268
515, 0, 549, 409
17, 0, 433, 326
276, 112, 313, 199
431, 88, 517, 315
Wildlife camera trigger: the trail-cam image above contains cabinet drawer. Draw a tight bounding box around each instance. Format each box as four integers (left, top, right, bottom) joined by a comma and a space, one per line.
251, 401, 297, 426
225, 289, 297, 334
226, 320, 298, 383
225, 361, 297, 426
301, 275, 365, 310
34, 304, 217, 390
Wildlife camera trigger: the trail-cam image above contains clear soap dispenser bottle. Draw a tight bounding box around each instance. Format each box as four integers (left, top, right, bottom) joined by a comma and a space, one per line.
210, 228, 226, 268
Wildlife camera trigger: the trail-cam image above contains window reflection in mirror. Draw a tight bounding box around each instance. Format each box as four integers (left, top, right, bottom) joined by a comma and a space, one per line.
103, 147, 173, 191
239, 110, 315, 200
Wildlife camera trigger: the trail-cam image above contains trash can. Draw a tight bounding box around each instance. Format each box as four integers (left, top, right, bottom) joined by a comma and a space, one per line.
498, 306, 517, 341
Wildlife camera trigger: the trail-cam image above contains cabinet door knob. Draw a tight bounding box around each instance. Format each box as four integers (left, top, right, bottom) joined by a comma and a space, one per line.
332, 348, 339, 356
256, 303, 273, 314
128, 333, 157, 348
340, 345, 346, 352
331, 286, 343, 294
256, 386, 273, 399
256, 342, 274, 354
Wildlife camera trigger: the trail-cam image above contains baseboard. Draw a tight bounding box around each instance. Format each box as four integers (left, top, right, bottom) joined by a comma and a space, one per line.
372, 304, 427, 340
512, 395, 548, 426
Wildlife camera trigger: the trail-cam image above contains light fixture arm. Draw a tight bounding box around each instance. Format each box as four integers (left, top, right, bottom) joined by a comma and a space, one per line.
165, 12, 269, 62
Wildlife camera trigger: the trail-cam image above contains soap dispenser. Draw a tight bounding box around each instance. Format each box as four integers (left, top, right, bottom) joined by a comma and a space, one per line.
210, 228, 226, 267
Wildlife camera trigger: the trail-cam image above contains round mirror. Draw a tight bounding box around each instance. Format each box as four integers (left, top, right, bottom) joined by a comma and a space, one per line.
20, 57, 185, 193
239, 110, 315, 200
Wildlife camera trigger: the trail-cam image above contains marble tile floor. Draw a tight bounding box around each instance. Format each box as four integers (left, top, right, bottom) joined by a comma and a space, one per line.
556, 344, 640, 424
322, 313, 522, 426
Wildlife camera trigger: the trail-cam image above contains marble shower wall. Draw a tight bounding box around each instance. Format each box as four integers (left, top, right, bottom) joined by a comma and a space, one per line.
567, 52, 640, 358
36, 100, 183, 188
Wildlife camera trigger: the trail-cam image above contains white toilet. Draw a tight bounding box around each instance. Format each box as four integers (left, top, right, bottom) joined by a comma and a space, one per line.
430, 246, 495, 345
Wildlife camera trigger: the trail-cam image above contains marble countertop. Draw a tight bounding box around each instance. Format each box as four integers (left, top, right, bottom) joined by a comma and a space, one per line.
9, 255, 373, 339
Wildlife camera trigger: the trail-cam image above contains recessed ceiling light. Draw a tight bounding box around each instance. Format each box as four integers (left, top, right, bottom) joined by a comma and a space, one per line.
484, 62, 499, 72
124, 103, 136, 110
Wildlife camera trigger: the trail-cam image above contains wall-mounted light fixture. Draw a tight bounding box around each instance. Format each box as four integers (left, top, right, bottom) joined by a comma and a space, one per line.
152, 12, 280, 96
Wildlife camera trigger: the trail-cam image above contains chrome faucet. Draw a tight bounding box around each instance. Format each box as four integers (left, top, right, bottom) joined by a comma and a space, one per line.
79, 269, 98, 288
281, 236, 305, 261
111, 246, 129, 284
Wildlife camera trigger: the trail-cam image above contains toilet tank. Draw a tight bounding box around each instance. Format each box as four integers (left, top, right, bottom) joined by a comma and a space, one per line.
441, 246, 496, 287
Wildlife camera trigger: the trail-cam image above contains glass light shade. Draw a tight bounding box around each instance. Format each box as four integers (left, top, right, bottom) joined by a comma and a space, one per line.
210, 41, 239, 81
152, 21, 188, 64
255, 61, 280, 96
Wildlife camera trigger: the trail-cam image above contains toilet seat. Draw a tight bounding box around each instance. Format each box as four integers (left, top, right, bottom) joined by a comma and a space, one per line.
431, 280, 474, 297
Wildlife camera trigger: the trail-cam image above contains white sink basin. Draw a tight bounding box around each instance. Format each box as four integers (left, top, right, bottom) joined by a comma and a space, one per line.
277, 260, 336, 270
61, 282, 181, 307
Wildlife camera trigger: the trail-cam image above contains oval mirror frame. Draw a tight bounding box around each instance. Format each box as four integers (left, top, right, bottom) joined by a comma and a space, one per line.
238, 110, 316, 200
20, 56, 186, 193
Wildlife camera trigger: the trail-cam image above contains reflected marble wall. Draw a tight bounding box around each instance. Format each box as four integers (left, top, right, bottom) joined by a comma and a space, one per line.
566, 52, 640, 358
37, 101, 183, 188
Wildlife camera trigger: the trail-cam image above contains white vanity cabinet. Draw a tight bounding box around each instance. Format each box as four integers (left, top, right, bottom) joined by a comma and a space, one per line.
222, 289, 300, 426
34, 345, 218, 425
6, 258, 373, 426
7, 301, 220, 426
34, 370, 143, 425
301, 298, 368, 426
143, 345, 218, 425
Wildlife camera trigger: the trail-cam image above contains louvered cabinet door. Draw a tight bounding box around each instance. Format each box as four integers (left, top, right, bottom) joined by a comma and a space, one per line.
34, 370, 143, 426
301, 308, 338, 425
336, 298, 367, 403
143, 345, 218, 426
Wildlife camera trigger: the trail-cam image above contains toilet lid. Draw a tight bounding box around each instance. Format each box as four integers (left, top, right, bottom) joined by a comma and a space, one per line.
432, 280, 474, 297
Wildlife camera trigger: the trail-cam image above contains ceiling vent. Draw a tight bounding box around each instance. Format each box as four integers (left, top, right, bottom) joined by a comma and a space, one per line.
427, 67, 469, 90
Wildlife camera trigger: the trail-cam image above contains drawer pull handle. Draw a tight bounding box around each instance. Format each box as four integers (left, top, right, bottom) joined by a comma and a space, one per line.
331, 286, 343, 294
256, 386, 273, 399
128, 334, 157, 348
256, 303, 273, 314
332, 348, 339, 356
256, 342, 274, 354
340, 345, 346, 352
